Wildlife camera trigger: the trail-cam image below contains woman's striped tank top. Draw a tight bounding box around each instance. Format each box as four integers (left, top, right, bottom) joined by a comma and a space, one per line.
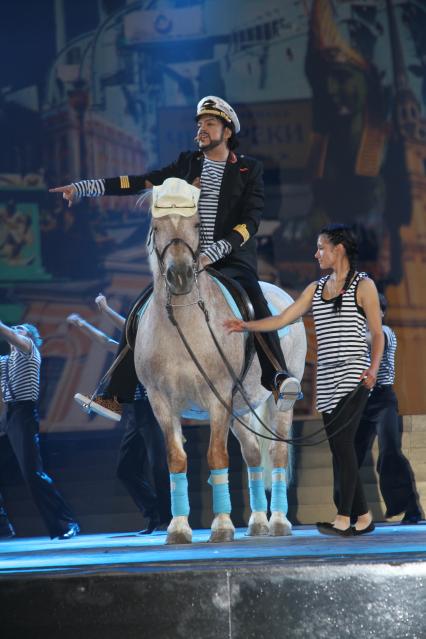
312, 271, 370, 413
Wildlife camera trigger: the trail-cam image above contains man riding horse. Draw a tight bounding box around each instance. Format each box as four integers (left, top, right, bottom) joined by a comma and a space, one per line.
50, 96, 300, 418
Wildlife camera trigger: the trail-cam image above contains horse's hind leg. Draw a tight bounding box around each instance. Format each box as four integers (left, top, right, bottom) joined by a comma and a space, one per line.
207, 406, 235, 543
231, 419, 269, 537
268, 409, 292, 537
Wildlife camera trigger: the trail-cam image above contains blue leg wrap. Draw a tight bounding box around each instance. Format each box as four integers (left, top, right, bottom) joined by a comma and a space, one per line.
271, 467, 288, 514
170, 472, 190, 517
248, 466, 267, 513
208, 468, 232, 514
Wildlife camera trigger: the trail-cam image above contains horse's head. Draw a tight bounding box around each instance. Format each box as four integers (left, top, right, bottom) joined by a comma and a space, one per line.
149, 178, 201, 296
151, 213, 201, 295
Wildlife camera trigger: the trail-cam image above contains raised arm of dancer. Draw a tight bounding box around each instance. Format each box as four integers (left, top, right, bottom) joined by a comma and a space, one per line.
94, 294, 125, 330
0, 321, 32, 354
224, 281, 317, 334
357, 278, 385, 389
66, 314, 118, 353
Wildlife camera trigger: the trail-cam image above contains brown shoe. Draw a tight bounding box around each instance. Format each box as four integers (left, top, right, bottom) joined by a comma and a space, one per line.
74, 393, 122, 422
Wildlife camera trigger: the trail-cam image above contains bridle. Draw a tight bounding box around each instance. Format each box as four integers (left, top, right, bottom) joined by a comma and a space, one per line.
153, 236, 201, 279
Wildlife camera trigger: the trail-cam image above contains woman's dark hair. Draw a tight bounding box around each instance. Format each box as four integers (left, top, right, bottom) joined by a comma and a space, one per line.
319, 223, 359, 313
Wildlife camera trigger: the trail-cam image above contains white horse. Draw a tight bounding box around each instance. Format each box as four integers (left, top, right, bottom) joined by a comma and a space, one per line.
134, 208, 306, 544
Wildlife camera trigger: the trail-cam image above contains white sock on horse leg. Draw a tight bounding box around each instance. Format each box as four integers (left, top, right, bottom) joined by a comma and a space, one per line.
271, 467, 288, 514
247, 466, 267, 512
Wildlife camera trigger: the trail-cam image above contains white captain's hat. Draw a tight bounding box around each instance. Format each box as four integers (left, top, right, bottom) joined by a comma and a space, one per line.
152, 178, 200, 218
196, 96, 240, 134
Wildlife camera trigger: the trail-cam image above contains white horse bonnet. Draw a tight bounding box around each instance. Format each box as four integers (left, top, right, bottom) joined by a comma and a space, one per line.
152, 178, 200, 218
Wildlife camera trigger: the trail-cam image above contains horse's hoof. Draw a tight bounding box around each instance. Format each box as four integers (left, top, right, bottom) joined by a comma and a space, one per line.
166, 531, 192, 545
246, 522, 269, 537
269, 522, 292, 537
209, 529, 234, 543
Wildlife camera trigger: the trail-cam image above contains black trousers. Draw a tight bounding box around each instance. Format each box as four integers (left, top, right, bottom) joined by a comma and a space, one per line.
105, 266, 287, 400
116, 395, 171, 524
323, 384, 370, 518
351, 385, 420, 518
0, 401, 77, 538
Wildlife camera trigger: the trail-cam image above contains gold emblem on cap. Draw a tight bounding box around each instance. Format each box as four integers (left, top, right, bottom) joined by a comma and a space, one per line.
198, 108, 232, 123
120, 175, 130, 189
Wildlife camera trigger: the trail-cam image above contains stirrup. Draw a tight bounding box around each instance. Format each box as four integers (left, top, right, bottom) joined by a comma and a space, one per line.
273, 377, 302, 412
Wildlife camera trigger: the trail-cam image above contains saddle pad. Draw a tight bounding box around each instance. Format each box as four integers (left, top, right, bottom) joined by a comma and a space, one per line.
211, 276, 290, 339
136, 277, 290, 338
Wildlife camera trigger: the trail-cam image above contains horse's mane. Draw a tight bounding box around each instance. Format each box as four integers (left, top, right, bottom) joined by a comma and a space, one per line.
136, 188, 153, 211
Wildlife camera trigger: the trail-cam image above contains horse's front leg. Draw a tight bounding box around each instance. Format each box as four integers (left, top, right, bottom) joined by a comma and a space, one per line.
268, 409, 293, 537
148, 392, 192, 544
231, 418, 269, 537
207, 404, 235, 543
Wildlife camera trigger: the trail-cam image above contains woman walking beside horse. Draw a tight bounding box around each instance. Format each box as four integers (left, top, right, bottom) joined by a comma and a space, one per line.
225, 224, 384, 536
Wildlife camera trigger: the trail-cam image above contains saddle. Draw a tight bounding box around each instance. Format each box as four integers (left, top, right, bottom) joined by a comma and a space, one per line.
124, 267, 256, 385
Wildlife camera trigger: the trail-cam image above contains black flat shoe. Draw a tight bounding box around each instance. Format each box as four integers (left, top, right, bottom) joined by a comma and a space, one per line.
57, 523, 80, 540
353, 521, 375, 536
316, 522, 353, 536
315, 521, 335, 530
401, 511, 422, 525
0, 522, 16, 539
137, 518, 160, 535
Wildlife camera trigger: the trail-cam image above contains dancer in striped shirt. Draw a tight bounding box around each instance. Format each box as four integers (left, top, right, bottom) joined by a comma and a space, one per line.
225, 224, 384, 536
67, 299, 171, 534
347, 294, 422, 524
0, 321, 79, 539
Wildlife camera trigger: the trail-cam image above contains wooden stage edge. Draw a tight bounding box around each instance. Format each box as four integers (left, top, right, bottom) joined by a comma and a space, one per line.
1, 524, 426, 638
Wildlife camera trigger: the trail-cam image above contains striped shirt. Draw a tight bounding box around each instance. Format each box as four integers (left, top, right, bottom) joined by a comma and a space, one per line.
312, 272, 370, 413
0, 341, 41, 402
376, 325, 396, 385
73, 179, 105, 198
198, 158, 232, 263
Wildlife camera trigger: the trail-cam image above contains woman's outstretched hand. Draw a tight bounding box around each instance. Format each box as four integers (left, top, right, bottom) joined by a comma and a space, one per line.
223, 318, 246, 334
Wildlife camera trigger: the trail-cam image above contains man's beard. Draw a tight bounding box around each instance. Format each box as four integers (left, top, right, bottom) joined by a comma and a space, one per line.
197, 130, 225, 152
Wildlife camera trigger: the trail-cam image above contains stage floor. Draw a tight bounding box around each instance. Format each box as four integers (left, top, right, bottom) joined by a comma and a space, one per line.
1, 522, 426, 576
2, 525, 426, 638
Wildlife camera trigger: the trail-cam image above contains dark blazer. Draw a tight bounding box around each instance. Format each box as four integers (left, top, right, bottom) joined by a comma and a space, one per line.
103, 151, 264, 273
